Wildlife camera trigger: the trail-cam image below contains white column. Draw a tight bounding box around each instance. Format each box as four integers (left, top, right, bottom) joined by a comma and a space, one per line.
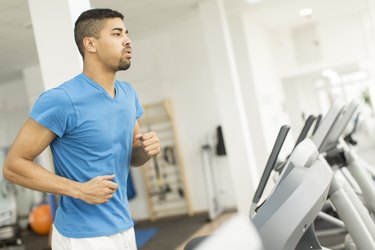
27, 0, 91, 90
198, 0, 259, 215
228, 12, 269, 173
22, 65, 44, 108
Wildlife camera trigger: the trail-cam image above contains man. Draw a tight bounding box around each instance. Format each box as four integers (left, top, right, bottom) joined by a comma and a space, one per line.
3, 8, 159, 250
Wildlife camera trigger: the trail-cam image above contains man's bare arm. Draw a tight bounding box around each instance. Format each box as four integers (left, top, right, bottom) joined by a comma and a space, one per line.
3, 118, 118, 204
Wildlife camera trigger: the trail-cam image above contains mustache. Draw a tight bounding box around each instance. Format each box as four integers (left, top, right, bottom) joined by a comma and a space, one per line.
123, 46, 132, 53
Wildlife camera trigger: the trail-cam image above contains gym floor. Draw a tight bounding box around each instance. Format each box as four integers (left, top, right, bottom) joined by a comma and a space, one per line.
16, 211, 233, 250
7, 204, 355, 249
15, 200, 357, 250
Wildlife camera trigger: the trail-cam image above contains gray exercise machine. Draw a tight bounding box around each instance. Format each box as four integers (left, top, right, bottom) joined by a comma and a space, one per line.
251, 105, 341, 250
185, 99, 375, 250
323, 100, 375, 216
315, 100, 375, 249
186, 115, 334, 249
310, 99, 375, 250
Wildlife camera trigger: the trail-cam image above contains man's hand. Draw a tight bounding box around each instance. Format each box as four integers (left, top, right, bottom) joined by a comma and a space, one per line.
79, 175, 119, 204
135, 131, 161, 157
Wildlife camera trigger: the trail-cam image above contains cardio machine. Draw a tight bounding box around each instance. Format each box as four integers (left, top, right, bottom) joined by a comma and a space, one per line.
186, 100, 344, 250
186, 98, 375, 250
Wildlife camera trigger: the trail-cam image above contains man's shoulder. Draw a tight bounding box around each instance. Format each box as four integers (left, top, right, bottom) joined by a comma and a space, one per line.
38, 75, 82, 104
59, 74, 84, 92
36, 87, 71, 108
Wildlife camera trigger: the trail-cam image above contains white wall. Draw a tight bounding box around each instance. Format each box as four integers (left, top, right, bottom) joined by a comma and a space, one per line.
273, 11, 372, 131
167, 20, 237, 212
274, 11, 369, 79
319, 12, 368, 66
282, 75, 321, 135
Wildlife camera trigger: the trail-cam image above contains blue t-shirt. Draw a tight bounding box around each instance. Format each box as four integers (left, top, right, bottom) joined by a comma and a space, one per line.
30, 73, 143, 238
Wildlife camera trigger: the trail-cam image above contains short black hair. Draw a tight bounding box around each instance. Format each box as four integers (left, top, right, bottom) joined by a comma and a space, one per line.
74, 8, 124, 58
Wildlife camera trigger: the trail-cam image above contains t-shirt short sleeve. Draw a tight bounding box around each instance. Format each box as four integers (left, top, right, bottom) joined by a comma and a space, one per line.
135, 92, 144, 120
30, 88, 76, 137
123, 82, 143, 120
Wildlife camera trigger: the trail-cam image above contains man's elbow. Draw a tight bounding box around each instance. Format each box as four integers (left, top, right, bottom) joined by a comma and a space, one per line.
130, 160, 144, 167
130, 151, 150, 167
130, 157, 151, 167
3, 161, 16, 183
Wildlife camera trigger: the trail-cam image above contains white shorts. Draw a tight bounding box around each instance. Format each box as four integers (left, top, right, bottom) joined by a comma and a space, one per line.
51, 225, 137, 250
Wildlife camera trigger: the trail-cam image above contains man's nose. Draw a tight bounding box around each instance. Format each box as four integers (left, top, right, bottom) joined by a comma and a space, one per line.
123, 35, 131, 46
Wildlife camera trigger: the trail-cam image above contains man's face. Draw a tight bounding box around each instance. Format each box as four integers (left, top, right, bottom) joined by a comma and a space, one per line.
95, 18, 132, 72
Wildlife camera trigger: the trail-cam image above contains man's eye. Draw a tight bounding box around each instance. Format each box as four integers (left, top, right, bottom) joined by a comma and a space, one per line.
114, 33, 121, 36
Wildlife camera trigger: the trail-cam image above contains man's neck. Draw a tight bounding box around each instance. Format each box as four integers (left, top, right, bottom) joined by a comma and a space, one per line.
83, 64, 117, 97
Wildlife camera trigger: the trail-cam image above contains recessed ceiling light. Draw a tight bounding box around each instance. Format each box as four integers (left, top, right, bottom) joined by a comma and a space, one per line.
299, 8, 313, 17
246, 0, 264, 5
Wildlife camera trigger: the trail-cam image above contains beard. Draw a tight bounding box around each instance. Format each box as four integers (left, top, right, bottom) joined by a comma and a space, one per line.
118, 59, 131, 71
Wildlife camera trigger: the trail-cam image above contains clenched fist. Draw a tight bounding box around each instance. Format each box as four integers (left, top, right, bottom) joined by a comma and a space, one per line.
78, 175, 119, 204
135, 131, 160, 157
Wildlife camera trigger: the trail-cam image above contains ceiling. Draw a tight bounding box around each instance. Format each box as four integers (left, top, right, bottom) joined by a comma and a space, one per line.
246, 0, 368, 31
0, 0, 368, 82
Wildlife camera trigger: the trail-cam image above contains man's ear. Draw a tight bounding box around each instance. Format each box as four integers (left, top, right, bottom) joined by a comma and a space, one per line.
83, 37, 97, 53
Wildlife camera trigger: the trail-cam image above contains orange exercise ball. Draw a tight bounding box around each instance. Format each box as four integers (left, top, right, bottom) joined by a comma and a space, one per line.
29, 204, 53, 235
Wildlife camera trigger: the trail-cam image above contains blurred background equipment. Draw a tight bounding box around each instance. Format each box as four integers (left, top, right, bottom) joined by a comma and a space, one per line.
28, 204, 52, 236
0, 147, 25, 249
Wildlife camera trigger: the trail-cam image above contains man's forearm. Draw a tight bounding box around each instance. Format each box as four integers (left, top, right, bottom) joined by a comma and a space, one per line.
131, 146, 151, 167
3, 157, 82, 199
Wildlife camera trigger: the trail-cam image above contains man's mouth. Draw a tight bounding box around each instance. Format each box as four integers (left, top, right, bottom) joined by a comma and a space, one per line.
123, 49, 132, 59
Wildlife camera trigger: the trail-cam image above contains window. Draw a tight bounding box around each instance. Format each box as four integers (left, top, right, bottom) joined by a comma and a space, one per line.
315, 68, 373, 115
